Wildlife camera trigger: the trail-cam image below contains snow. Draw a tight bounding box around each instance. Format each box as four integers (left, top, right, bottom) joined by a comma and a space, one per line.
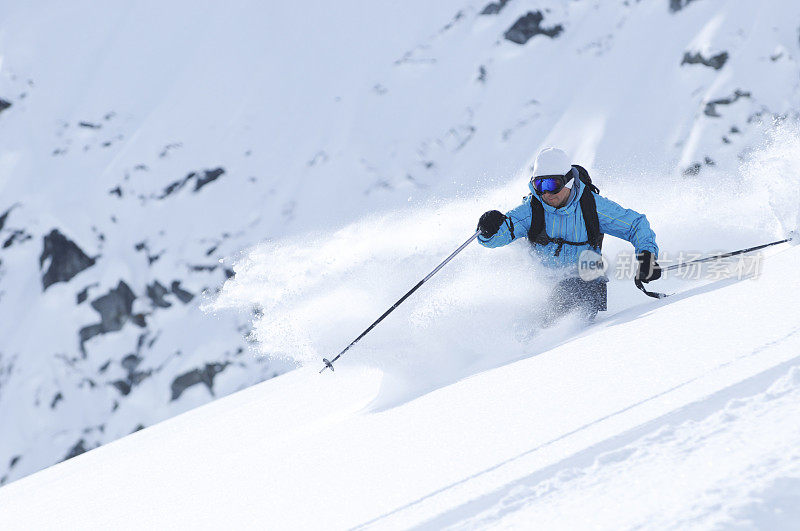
2, 0, 800, 526
2, 240, 800, 528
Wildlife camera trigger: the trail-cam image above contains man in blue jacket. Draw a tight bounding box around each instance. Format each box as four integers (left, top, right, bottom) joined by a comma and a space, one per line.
477, 147, 661, 323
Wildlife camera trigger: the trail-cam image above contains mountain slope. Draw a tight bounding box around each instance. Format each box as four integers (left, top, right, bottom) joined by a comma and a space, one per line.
2, 0, 800, 493
1, 242, 798, 529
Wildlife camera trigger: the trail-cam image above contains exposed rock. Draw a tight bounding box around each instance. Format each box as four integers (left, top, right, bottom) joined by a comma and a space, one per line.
146, 281, 172, 308
704, 89, 751, 117
159, 174, 194, 199
111, 354, 151, 397
481, 0, 510, 15
111, 380, 131, 396
440, 10, 464, 32
0, 99, 10, 114
0, 207, 11, 231
76, 283, 98, 304
133, 241, 162, 265
62, 439, 92, 461
171, 281, 194, 303
170, 362, 230, 401
40, 229, 97, 290
50, 392, 63, 409
90, 281, 135, 330
669, 0, 700, 12
477, 65, 487, 83
189, 264, 218, 273
194, 168, 225, 192
683, 162, 702, 176
121, 354, 142, 372
504, 11, 563, 45
681, 51, 728, 70
157, 167, 225, 199
78, 121, 101, 129
9, 455, 20, 469
159, 142, 182, 158
79, 281, 143, 354
3, 229, 32, 249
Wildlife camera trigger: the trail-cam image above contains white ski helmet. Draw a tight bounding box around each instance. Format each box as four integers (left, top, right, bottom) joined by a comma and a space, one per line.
533, 147, 572, 177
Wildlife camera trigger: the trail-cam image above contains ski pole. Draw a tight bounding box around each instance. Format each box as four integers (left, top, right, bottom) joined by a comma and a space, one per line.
320, 230, 480, 373
660, 237, 792, 272
635, 236, 793, 299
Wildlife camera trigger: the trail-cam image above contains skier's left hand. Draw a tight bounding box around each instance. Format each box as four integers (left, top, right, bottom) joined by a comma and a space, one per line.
636, 251, 661, 283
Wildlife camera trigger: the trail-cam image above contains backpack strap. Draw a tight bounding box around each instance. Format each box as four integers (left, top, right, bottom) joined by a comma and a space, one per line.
527, 195, 548, 245
573, 165, 603, 251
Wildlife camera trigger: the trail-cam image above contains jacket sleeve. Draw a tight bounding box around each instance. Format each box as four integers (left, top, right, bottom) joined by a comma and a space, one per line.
594, 194, 659, 255
478, 197, 533, 248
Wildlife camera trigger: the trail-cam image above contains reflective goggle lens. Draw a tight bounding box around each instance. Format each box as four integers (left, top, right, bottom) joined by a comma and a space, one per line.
533, 177, 563, 195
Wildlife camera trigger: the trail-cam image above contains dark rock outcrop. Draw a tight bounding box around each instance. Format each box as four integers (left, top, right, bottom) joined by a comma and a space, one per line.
76, 283, 98, 304
62, 439, 91, 461
194, 168, 225, 192
111, 354, 152, 396
683, 156, 716, 176
40, 229, 96, 290
121, 354, 142, 372
50, 392, 63, 409
670, 0, 700, 12
681, 51, 728, 70
0, 99, 10, 114
504, 11, 563, 44
0, 207, 11, 231
683, 163, 702, 176
146, 281, 172, 308
158, 167, 225, 199
481, 0, 510, 15
3, 229, 32, 249
704, 89, 751, 117
171, 281, 194, 303
159, 174, 193, 199
170, 362, 229, 401
79, 281, 143, 353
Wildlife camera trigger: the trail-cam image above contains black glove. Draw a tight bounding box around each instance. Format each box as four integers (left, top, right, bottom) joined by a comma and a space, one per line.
478, 210, 506, 238
636, 251, 662, 283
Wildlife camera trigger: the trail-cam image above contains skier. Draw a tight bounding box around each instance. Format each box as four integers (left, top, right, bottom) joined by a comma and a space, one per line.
477, 147, 661, 324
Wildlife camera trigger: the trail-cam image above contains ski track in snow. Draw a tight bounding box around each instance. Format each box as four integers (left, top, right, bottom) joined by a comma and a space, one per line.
441, 362, 800, 531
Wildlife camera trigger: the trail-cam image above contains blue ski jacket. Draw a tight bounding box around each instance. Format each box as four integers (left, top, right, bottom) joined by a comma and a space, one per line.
478, 175, 658, 274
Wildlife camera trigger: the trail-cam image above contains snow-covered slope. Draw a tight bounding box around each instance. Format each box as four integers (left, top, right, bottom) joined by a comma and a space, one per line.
2, 241, 800, 528
2, 0, 800, 502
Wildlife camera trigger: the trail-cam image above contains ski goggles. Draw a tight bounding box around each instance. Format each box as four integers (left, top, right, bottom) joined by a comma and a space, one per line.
531, 175, 566, 195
